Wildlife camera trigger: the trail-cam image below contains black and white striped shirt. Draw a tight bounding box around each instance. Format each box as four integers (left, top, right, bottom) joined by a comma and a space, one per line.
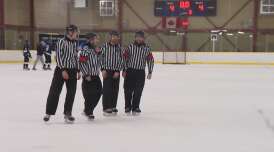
79, 43, 101, 76
56, 37, 79, 70
100, 42, 124, 71
124, 42, 154, 74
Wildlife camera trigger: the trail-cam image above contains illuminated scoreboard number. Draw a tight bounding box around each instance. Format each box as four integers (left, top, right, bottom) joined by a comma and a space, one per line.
154, 1, 191, 16
191, 0, 217, 16
166, 1, 178, 16
155, 1, 177, 16
154, 0, 217, 17
178, 0, 193, 16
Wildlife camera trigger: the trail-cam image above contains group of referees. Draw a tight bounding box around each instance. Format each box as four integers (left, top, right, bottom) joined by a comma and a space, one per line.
43, 25, 154, 123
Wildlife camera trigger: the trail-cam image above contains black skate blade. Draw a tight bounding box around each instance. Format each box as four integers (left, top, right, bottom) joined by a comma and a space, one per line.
43, 115, 51, 122
87, 117, 95, 121
103, 112, 113, 117
64, 119, 74, 124
125, 112, 131, 116
64, 117, 75, 124
132, 112, 141, 116
86, 115, 95, 121
43, 118, 50, 122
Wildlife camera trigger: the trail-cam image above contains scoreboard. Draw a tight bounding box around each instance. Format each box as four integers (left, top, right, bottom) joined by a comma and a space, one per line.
155, 0, 217, 17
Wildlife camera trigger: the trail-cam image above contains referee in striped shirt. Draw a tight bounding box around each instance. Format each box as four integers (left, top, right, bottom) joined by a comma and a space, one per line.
122, 31, 154, 115
79, 32, 102, 120
43, 25, 81, 123
101, 31, 124, 116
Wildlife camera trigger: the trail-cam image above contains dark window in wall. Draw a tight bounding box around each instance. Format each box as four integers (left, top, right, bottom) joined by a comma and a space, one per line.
0, 28, 4, 49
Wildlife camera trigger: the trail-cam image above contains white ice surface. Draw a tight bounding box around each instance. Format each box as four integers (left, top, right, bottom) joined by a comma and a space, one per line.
1, 64, 274, 152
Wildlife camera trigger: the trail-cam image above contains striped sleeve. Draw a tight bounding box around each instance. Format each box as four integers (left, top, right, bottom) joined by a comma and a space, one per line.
56, 39, 65, 69
119, 45, 126, 71
100, 44, 107, 70
122, 45, 130, 71
80, 45, 91, 76
79, 58, 89, 76
75, 42, 80, 72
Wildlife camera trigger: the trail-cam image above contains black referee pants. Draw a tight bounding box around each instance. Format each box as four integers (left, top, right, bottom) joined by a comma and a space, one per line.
124, 69, 145, 110
45, 54, 51, 64
46, 67, 77, 115
82, 76, 102, 115
102, 70, 120, 111
24, 57, 30, 63
23, 57, 30, 69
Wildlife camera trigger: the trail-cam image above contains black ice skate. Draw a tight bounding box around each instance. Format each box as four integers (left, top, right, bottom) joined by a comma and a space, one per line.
82, 112, 95, 121
132, 108, 141, 116
23, 64, 30, 71
103, 109, 113, 116
86, 114, 95, 120
64, 114, 75, 123
43, 114, 51, 122
125, 108, 131, 115
47, 65, 52, 70
112, 108, 118, 116
43, 64, 47, 70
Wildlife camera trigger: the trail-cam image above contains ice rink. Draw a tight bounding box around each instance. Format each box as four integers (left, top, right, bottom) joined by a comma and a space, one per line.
1, 64, 274, 152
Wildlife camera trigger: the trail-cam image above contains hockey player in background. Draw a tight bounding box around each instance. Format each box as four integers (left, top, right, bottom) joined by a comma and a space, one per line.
32, 41, 47, 70
122, 31, 154, 115
79, 32, 102, 120
23, 40, 32, 70
44, 41, 52, 70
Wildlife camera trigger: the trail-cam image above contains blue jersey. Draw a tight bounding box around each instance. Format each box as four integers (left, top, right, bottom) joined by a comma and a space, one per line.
23, 44, 31, 58
44, 44, 51, 56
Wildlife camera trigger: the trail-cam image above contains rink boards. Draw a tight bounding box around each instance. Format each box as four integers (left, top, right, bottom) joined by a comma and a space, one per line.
1, 50, 274, 65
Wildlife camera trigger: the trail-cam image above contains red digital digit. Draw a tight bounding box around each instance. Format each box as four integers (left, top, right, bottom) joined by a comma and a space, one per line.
198, 4, 204, 11
188, 9, 193, 16
169, 3, 175, 12
180, 1, 190, 9
186, 1, 190, 8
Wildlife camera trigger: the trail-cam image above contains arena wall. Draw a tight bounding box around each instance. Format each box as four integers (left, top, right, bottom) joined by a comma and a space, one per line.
2, 0, 274, 52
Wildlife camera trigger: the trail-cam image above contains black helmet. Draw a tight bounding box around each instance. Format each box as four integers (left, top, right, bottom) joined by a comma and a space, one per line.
86, 32, 97, 39
66, 24, 78, 33
135, 31, 145, 38
40, 41, 47, 47
109, 30, 120, 37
